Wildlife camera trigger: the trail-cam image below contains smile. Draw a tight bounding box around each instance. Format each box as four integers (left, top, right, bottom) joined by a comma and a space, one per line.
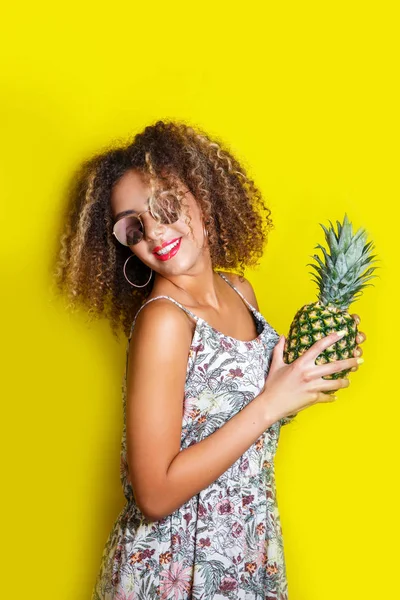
153, 237, 182, 261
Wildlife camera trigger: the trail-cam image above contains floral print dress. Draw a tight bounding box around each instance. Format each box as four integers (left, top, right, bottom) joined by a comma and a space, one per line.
92, 271, 294, 600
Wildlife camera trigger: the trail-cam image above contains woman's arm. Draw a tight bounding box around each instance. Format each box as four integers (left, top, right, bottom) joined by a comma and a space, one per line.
125, 299, 274, 521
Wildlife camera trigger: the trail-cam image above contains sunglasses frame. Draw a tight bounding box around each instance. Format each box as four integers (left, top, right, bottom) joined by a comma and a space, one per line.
112, 189, 191, 247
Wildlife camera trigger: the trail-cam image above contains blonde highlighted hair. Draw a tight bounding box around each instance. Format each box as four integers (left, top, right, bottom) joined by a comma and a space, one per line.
52, 120, 274, 340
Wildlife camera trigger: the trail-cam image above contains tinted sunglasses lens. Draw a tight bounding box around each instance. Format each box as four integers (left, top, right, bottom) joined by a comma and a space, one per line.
155, 193, 182, 224
114, 216, 143, 246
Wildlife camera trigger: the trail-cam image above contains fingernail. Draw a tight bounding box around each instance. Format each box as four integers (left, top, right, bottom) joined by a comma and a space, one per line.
337, 329, 347, 337
356, 358, 364, 364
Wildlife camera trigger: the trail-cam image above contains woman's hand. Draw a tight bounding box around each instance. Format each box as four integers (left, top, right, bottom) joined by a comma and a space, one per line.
261, 330, 363, 423
350, 313, 366, 370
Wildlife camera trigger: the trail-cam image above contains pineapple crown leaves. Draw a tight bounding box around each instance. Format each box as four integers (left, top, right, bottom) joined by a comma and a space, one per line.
306, 212, 380, 309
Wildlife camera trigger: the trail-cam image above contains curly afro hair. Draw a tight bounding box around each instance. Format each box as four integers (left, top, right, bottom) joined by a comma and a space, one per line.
52, 119, 274, 341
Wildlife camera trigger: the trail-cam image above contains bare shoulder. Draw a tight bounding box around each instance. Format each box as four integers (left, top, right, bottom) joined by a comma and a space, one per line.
130, 297, 194, 349
127, 297, 195, 397
218, 271, 259, 311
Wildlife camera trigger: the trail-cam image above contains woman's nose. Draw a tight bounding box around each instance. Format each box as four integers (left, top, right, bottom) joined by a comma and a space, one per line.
141, 212, 167, 242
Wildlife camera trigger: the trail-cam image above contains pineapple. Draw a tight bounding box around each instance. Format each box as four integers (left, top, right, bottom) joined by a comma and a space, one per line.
283, 213, 378, 391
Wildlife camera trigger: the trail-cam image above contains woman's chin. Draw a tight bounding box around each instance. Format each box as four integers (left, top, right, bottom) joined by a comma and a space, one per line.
153, 253, 202, 277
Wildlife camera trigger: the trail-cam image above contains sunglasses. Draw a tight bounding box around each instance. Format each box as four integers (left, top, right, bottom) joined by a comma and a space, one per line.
112, 190, 190, 246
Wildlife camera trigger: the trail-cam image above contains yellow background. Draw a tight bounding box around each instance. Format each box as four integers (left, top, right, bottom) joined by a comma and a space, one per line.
1, 1, 399, 598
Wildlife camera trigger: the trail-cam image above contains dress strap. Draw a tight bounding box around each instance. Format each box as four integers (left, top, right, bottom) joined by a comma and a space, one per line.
128, 295, 200, 340
217, 271, 257, 314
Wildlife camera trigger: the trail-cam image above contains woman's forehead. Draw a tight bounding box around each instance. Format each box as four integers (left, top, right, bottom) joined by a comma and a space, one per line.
110, 169, 191, 217
110, 171, 150, 216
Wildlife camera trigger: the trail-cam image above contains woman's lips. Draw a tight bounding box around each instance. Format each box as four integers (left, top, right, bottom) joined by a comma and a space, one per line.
153, 237, 181, 253
152, 237, 182, 261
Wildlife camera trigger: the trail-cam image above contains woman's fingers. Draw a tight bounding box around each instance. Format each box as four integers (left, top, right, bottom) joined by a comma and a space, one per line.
351, 311, 365, 344
351, 314, 367, 344
302, 331, 348, 364
356, 331, 366, 344
316, 376, 351, 394
306, 356, 361, 381
350, 348, 363, 369
354, 326, 366, 360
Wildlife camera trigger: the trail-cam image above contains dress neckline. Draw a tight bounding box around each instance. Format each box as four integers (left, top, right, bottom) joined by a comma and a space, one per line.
196, 310, 265, 345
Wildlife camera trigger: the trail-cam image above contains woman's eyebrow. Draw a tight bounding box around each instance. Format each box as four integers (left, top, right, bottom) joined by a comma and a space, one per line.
114, 198, 150, 221
114, 209, 136, 220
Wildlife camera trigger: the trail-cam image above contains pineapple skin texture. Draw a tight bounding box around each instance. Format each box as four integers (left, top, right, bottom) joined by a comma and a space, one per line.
283, 301, 359, 393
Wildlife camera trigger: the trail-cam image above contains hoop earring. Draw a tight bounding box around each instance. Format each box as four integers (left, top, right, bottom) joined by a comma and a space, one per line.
123, 254, 153, 288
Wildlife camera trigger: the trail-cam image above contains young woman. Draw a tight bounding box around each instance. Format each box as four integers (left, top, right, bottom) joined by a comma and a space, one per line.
54, 120, 365, 599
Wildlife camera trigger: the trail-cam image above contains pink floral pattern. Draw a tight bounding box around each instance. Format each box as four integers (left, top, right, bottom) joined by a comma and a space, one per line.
92, 272, 294, 599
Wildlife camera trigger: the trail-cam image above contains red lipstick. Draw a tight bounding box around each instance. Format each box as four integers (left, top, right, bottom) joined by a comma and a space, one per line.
152, 237, 182, 261
153, 237, 181, 253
